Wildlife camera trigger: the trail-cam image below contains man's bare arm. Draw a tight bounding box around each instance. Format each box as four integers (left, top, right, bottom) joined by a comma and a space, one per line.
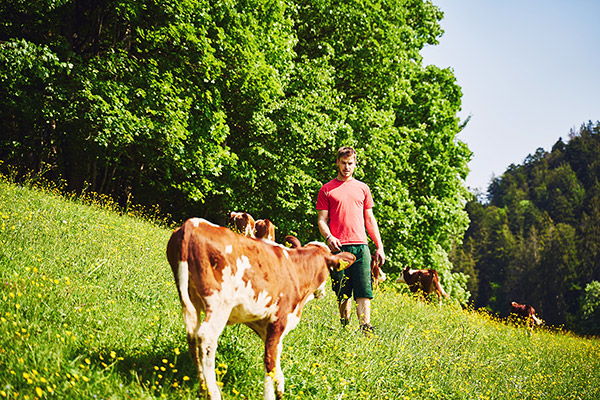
318, 209, 340, 252
365, 208, 385, 264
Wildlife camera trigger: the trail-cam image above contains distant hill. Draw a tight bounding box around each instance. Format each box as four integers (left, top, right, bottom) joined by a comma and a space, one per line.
452, 120, 600, 335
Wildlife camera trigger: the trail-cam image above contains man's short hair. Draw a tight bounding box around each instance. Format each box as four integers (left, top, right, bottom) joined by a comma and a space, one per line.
337, 146, 357, 160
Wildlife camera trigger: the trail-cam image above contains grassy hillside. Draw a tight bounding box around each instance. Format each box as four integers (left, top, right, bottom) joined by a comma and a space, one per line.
1, 178, 599, 400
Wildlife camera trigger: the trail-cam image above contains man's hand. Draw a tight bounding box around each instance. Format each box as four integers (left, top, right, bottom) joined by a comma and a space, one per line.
374, 247, 386, 265
326, 235, 341, 253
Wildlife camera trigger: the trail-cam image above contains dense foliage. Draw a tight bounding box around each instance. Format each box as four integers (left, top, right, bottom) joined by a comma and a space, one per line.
0, 0, 471, 299
452, 121, 600, 334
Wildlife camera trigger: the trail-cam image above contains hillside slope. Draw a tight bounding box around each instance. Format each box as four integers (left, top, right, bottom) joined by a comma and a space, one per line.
1, 179, 599, 399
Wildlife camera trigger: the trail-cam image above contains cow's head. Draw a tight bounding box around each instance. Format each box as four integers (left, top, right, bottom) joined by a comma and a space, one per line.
284, 235, 302, 249
228, 211, 256, 237
396, 266, 412, 284
303, 241, 356, 298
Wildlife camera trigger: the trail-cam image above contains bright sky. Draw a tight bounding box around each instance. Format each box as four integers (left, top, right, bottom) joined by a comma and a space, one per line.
421, 0, 600, 192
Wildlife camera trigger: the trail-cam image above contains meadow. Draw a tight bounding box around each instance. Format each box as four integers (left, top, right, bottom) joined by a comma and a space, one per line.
1, 177, 599, 399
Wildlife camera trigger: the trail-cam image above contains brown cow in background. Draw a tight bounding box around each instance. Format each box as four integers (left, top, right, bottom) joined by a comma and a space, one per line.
255, 219, 276, 241
510, 301, 542, 328
228, 211, 255, 237
396, 266, 449, 303
370, 256, 387, 290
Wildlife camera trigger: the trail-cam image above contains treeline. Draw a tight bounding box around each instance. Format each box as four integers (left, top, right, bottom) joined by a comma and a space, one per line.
451, 121, 600, 334
0, 1, 472, 300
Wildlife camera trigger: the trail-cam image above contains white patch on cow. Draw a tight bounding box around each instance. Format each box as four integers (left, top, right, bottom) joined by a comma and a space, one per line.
203, 255, 279, 326
306, 241, 329, 251
189, 217, 219, 228
225, 245, 233, 254
378, 268, 387, 282
284, 308, 302, 334
264, 376, 276, 400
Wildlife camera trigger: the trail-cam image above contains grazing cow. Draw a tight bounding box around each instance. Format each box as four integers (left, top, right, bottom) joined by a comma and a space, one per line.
228, 211, 256, 238
370, 256, 387, 290
396, 266, 449, 303
510, 301, 542, 327
255, 219, 276, 241
166, 218, 356, 400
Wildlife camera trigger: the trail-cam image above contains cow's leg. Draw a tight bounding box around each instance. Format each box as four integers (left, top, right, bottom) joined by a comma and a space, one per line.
194, 312, 229, 400
435, 290, 442, 306
263, 324, 285, 400
176, 262, 211, 394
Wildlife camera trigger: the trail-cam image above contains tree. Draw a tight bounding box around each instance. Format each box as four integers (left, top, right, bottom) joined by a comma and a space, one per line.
0, 0, 473, 300
579, 281, 600, 335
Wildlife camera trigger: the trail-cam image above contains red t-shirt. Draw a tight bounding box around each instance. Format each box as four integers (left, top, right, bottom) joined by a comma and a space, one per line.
316, 178, 374, 245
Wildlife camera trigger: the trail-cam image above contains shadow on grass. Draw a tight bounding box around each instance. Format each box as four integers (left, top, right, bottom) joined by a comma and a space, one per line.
74, 324, 264, 398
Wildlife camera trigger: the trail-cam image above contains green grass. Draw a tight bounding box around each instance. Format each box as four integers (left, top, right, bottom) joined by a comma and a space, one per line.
1, 178, 599, 399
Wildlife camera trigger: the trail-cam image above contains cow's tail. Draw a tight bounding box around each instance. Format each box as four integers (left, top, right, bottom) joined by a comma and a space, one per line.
167, 219, 201, 332
433, 270, 450, 298
532, 314, 543, 326
167, 219, 195, 268
166, 219, 197, 297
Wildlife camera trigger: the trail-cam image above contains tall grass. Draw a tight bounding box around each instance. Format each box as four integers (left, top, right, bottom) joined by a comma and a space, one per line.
1, 178, 599, 399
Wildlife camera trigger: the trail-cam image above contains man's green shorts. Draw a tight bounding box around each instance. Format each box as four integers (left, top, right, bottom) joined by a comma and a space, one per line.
330, 244, 373, 301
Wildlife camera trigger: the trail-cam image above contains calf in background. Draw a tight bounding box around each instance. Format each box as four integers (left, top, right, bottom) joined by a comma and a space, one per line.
510, 301, 542, 328
371, 256, 387, 290
396, 266, 449, 303
255, 219, 276, 241
228, 211, 255, 237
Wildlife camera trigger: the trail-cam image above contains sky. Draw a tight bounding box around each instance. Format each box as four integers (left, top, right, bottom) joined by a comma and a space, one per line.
420, 0, 600, 192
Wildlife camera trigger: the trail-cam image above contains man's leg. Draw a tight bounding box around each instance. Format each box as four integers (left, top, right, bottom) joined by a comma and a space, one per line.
356, 297, 371, 325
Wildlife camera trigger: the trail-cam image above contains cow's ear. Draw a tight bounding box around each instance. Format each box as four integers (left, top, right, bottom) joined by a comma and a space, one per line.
328, 252, 356, 271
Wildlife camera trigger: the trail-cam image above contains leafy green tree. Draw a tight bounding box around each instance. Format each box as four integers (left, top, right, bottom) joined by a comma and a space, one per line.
1, 0, 473, 300
579, 281, 600, 335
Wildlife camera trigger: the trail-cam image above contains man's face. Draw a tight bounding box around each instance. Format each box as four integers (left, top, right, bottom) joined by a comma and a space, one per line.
336, 155, 356, 180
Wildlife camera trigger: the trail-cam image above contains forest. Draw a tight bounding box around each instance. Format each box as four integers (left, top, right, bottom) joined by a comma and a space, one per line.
1, 1, 599, 333
451, 121, 600, 334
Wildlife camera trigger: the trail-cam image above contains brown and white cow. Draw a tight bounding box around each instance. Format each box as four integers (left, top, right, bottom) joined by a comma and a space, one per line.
370, 256, 387, 290
228, 211, 256, 237
166, 218, 356, 400
396, 266, 449, 303
255, 219, 276, 241
510, 301, 542, 327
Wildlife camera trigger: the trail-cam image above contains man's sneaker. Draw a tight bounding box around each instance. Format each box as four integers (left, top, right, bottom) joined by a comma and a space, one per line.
340, 318, 350, 327
360, 323, 375, 337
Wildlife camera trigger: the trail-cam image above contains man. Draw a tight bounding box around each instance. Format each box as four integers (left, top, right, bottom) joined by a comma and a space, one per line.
316, 146, 386, 334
